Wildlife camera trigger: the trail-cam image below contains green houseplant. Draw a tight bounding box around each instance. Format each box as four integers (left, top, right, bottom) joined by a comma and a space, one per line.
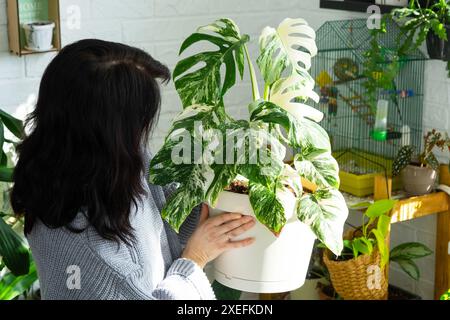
323, 200, 432, 300
393, 129, 450, 195
391, 0, 450, 59
323, 200, 395, 300
0, 109, 39, 300
149, 18, 348, 292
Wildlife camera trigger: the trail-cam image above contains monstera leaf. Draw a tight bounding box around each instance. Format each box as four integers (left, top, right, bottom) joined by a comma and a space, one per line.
249, 100, 330, 153
150, 105, 286, 231
257, 18, 318, 84
297, 188, 348, 255
270, 73, 323, 122
173, 19, 249, 108
257, 18, 322, 122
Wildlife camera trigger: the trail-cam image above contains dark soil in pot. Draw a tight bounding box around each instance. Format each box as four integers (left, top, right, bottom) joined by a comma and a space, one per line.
225, 180, 249, 194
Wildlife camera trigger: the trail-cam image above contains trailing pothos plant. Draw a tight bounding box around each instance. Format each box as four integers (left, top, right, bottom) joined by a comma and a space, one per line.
149, 18, 348, 255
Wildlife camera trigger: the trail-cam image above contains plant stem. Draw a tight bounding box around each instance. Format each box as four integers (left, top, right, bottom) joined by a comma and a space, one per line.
244, 45, 260, 101
263, 84, 270, 101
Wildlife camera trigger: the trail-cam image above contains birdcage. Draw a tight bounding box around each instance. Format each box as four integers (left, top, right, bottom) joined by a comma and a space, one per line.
311, 19, 426, 197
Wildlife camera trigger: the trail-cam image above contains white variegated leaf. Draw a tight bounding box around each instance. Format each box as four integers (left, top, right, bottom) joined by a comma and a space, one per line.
270, 73, 323, 122
297, 188, 348, 255
257, 18, 317, 85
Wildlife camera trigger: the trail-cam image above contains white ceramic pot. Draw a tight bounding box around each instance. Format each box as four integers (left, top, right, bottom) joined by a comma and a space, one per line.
209, 190, 316, 293
23, 21, 55, 52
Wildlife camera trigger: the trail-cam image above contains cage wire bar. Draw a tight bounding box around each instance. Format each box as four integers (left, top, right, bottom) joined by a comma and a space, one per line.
311, 19, 426, 197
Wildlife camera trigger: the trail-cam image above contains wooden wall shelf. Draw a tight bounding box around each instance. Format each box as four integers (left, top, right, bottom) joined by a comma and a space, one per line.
7, 0, 61, 57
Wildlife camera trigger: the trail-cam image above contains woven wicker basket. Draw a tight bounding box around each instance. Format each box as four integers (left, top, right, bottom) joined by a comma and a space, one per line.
323, 230, 388, 300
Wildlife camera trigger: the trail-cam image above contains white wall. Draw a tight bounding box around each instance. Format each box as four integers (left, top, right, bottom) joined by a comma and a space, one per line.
0, 0, 444, 299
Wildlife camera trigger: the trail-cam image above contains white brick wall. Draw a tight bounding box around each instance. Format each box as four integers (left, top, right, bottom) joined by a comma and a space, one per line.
0, 0, 445, 300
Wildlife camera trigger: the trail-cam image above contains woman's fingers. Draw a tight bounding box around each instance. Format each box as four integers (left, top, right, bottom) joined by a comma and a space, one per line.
217, 219, 256, 243
227, 219, 256, 238
207, 212, 243, 226
225, 237, 255, 249
214, 215, 254, 236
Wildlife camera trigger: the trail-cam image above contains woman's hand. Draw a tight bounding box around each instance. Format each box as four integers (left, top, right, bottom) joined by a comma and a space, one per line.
182, 204, 256, 268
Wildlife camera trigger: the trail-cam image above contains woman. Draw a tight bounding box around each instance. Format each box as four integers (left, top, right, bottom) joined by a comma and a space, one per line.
11, 39, 255, 300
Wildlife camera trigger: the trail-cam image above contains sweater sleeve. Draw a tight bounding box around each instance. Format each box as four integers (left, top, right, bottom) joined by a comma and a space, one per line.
119, 258, 216, 300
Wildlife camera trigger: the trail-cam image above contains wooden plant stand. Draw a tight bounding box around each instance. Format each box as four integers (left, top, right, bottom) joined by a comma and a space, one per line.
374, 173, 450, 300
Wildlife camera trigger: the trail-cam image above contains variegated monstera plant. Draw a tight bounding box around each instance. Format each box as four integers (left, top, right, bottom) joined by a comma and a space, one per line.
149, 18, 348, 255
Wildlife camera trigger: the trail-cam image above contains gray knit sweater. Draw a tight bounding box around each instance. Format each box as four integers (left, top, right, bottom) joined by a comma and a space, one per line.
27, 152, 216, 300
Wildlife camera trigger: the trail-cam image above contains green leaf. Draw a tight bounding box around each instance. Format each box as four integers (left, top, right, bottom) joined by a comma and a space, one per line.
173, 19, 249, 107
257, 18, 317, 85
353, 238, 370, 256
343, 239, 353, 250
0, 167, 14, 183
392, 259, 420, 280
390, 242, 433, 260
350, 202, 372, 209
392, 146, 415, 176
0, 218, 30, 276
424, 152, 440, 171
297, 188, 348, 255
0, 109, 24, 139
0, 151, 8, 167
0, 261, 37, 300
0, 118, 4, 156
377, 214, 391, 239
361, 237, 374, 255
365, 199, 397, 218
430, 19, 447, 40
249, 100, 330, 153
294, 152, 340, 189
371, 229, 389, 268
249, 182, 286, 234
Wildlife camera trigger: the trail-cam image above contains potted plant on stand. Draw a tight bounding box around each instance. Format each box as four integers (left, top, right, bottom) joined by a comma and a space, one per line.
323, 200, 433, 300
149, 18, 349, 293
392, 129, 450, 195
323, 200, 395, 300
391, 0, 450, 59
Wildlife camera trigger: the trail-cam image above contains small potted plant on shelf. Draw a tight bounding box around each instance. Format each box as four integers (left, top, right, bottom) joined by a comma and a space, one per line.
149, 18, 348, 293
392, 129, 450, 195
22, 21, 55, 52
323, 200, 433, 300
323, 200, 395, 300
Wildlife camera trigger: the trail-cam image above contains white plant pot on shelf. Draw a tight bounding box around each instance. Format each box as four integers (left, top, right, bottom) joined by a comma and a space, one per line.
209, 190, 316, 293
22, 21, 55, 52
